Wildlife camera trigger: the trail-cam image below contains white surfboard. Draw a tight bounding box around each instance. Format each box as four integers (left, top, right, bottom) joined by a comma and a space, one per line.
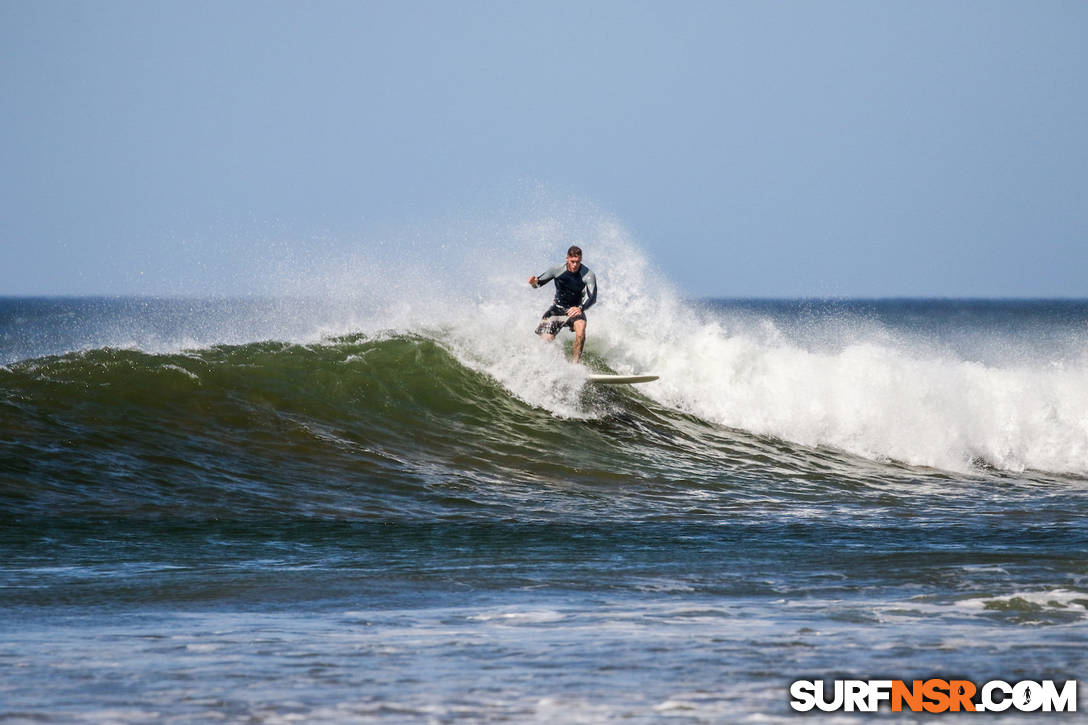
586, 373, 659, 385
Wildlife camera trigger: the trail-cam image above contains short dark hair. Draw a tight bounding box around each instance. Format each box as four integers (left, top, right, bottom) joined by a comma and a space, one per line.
567, 245, 583, 257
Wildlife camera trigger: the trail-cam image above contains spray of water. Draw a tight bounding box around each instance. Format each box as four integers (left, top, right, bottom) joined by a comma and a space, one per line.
23, 194, 1088, 475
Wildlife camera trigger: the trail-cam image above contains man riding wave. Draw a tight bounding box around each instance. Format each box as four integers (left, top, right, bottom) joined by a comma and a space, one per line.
529, 245, 597, 364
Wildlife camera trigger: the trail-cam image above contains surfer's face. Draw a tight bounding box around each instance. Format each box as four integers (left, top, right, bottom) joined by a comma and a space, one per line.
566, 255, 582, 273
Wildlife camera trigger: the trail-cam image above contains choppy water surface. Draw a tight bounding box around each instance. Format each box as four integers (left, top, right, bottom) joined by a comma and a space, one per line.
2, 286, 1086, 722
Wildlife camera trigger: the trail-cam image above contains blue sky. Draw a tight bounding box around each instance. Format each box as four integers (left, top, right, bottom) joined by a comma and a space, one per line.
2, 0, 1085, 297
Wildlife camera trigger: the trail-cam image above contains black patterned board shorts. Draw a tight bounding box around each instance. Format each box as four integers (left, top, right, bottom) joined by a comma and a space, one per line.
535, 304, 586, 336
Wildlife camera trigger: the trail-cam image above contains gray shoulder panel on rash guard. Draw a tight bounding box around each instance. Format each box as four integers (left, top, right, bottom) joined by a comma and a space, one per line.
536, 265, 565, 284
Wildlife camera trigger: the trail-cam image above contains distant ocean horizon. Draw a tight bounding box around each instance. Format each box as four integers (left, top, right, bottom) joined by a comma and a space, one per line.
3, 288, 1086, 721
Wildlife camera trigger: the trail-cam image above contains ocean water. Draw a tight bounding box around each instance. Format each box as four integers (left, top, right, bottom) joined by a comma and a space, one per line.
2, 240, 1087, 721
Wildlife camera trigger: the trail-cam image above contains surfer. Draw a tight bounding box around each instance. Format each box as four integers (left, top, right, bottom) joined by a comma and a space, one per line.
529, 245, 597, 364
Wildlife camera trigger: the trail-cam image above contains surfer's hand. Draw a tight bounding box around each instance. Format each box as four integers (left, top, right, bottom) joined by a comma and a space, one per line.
567, 306, 582, 317
529, 276, 538, 288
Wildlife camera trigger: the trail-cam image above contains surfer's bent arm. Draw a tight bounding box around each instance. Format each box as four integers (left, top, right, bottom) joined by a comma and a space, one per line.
530, 266, 562, 289
580, 269, 597, 311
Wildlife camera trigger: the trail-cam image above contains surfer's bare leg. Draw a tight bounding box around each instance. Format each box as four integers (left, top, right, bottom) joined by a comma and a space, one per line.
571, 319, 586, 364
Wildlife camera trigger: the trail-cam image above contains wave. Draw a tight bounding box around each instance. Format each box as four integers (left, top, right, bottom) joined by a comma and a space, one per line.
0, 335, 743, 519
3, 215, 1088, 489
1, 324, 1085, 524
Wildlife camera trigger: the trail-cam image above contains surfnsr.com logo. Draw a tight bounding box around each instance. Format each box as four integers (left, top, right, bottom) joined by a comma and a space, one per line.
790, 679, 1077, 713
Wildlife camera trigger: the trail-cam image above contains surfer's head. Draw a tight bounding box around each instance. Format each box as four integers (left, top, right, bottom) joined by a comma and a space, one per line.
566, 246, 582, 272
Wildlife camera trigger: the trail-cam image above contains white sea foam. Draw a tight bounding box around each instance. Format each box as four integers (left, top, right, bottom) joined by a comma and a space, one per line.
326, 209, 1088, 476
466, 609, 568, 624
623, 315, 1088, 474
956, 589, 1088, 613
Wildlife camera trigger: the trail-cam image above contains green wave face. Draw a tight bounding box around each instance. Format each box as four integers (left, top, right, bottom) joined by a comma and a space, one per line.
2, 333, 1074, 523
1, 336, 680, 520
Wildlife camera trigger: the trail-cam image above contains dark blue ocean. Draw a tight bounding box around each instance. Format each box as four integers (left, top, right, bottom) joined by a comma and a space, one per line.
2, 293, 1086, 723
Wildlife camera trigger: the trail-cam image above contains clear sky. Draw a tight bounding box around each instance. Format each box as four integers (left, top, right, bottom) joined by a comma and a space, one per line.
2, 0, 1085, 298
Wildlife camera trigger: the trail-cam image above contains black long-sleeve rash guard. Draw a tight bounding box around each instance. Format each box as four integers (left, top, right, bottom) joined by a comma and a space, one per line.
536, 265, 597, 311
